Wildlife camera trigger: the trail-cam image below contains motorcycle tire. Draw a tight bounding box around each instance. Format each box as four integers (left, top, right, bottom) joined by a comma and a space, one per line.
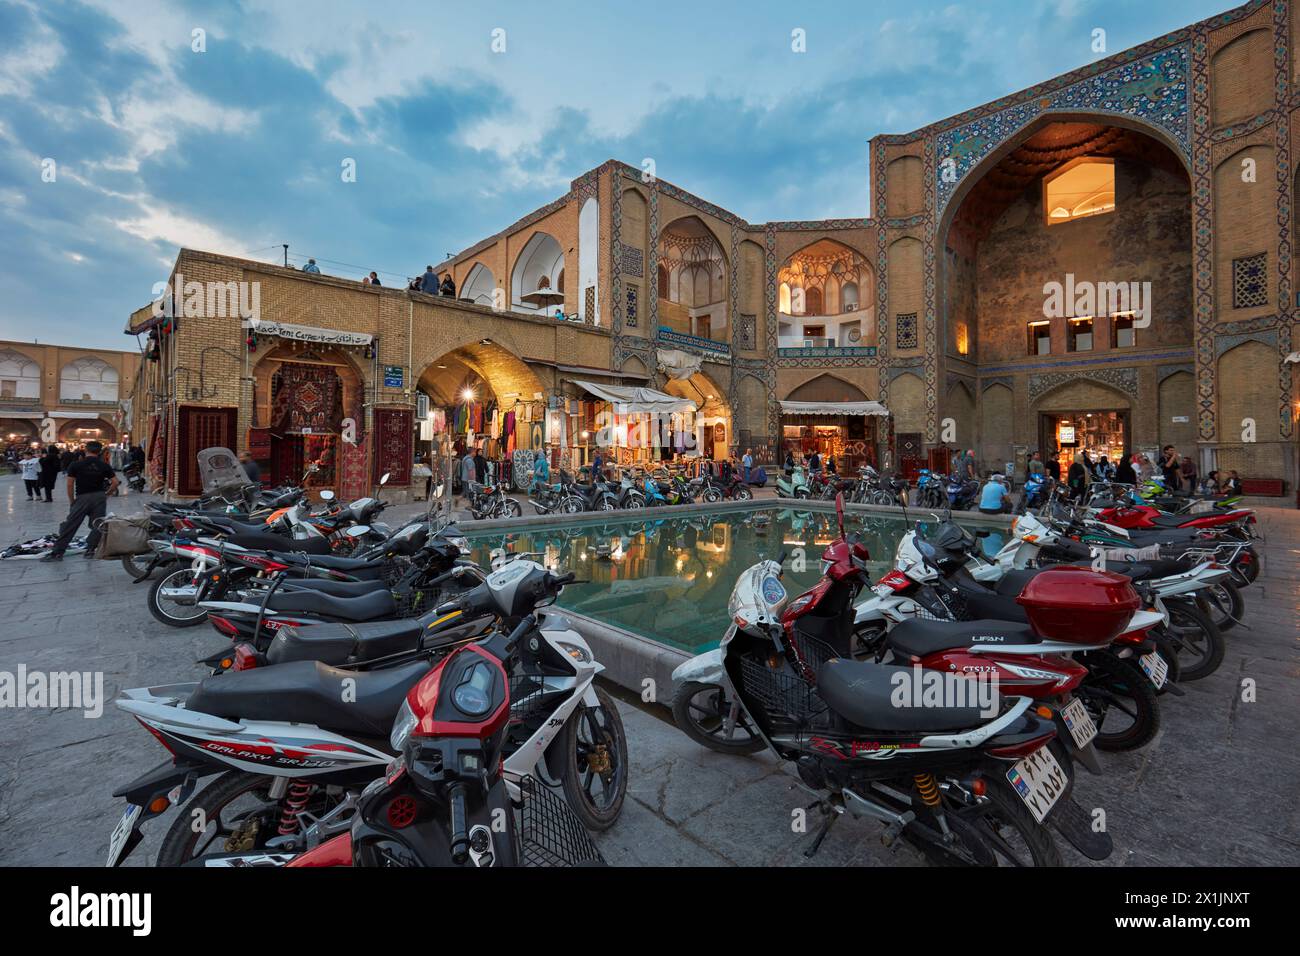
121, 552, 155, 581
702, 488, 722, 504
1163, 598, 1225, 681
556, 687, 629, 831
1231, 550, 1260, 587
1079, 652, 1160, 752
672, 681, 766, 755
560, 497, 584, 515
1199, 581, 1244, 633
735, 486, 753, 501
148, 566, 210, 627
622, 497, 644, 510
908, 773, 1062, 867
598, 495, 618, 512
503, 498, 523, 518
794, 489, 810, 500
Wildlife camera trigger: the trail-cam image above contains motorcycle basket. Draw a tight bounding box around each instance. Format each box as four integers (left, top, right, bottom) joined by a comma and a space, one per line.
738, 633, 836, 722
516, 776, 605, 867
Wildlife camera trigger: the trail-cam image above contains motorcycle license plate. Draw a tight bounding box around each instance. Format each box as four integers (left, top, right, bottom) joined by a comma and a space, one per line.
1060, 696, 1098, 749
105, 803, 142, 867
1139, 651, 1168, 689
1006, 746, 1068, 824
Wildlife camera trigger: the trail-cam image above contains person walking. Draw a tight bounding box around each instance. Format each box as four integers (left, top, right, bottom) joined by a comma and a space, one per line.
1115, 452, 1137, 486
459, 448, 478, 512
40, 440, 118, 561
19, 451, 40, 500
741, 447, 753, 484
1067, 452, 1089, 502
473, 446, 487, 484
529, 449, 550, 496
39, 445, 60, 501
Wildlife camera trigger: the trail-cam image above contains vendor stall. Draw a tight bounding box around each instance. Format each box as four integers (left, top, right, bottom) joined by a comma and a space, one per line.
778, 399, 888, 471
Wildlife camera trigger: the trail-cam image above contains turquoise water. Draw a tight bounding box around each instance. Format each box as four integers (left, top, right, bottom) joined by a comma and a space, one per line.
467, 508, 1007, 654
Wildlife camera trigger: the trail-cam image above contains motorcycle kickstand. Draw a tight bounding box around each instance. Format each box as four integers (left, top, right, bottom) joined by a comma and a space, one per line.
803, 799, 842, 859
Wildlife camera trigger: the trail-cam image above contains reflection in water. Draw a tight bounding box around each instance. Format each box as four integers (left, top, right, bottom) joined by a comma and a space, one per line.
466, 510, 1004, 655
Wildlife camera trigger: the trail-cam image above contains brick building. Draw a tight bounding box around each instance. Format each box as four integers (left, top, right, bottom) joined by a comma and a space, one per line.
128, 0, 1300, 497
0, 339, 140, 449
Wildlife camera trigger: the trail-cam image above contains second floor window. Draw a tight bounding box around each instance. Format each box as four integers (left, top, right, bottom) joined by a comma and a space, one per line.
1028, 320, 1051, 356
1112, 314, 1135, 348
1068, 317, 1093, 352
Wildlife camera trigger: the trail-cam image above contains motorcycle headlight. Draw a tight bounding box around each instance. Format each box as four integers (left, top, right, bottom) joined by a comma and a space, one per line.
557, 641, 591, 663
446, 536, 470, 554
452, 663, 494, 717
389, 698, 418, 751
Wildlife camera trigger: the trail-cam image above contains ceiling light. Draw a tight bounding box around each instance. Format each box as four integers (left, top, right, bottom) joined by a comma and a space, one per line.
462, 388, 475, 401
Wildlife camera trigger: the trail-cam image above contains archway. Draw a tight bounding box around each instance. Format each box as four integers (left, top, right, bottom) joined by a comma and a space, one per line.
657, 216, 728, 344
57, 417, 117, 444
939, 116, 1192, 370
781, 373, 878, 470
777, 238, 875, 348
510, 232, 565, 315
1032, 378, 1133, 477
59, 356, 118, 402
662, 368, 732, 461
251, 343, 366, 493
462, 263, 496, 307
1, 419, 38, 444
0, 348, 41, 399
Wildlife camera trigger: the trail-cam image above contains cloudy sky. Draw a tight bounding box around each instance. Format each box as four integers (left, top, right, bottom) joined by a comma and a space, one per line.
0, 0, 1228, 349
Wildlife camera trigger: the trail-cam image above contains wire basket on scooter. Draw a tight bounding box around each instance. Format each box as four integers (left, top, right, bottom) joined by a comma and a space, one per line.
738, 633, 836, 723
516, 775, 605, 867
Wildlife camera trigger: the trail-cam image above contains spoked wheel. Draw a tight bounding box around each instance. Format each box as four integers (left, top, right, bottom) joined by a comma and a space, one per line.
622, 497, 644, 510
672, 681, 765, 754
599, 496, 619, 512
908, 784, 1061, 867
702, 489, 723, 504
148, 565, 210, 627
736, 486, 754, 501
1078, 651, 1160, 751
561, 497, 584, 515
503, 498, 523, 518
156, 771, 347, 866
1163, 599, 1225, 681
557, 687, 628, 831
121, 553, 156, 581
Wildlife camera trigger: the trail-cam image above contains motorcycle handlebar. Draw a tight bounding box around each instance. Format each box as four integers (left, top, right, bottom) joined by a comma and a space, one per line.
447, 783, 470, 864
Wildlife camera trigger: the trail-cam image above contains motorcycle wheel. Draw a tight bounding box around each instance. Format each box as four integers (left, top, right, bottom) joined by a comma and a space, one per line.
702, 488, 722, 504
598, 496, 618, 512
870, 490, 893, 506
908, 780, 1061, 867
622, 497, 644, 510
1199, 581, 1244, 633
1078, 652, 1160, 752
736, 486, 753, 501
561, 497, 584, 515
672, 681, 765, 754
794, 489, 810, 500
1163, 599, 1225, 681
156, 771, 344, 866
121, 552, 155, 581
1231, 551, 1260, 586
556, 687, 628, 831
503, 498, 523, 518
148, 566, 210, 627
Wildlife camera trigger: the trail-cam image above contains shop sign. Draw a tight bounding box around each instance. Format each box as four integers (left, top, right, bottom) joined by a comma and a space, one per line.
243, 319, 372, 347
1058, 426, 1076, 443
384, 366, 404, 388
1171, 416, 1189, 423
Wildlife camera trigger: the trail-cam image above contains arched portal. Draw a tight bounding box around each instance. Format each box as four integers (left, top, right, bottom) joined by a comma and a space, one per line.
251, 343, 366, 493
1032, 378, 1133, 477
780, 373, 879, 470
777, 238, 875, 348
57, 417, 117, 444
657, 216, 728, 345
60, 356, 118, 402
661, 368, 732, 461
510, 232, 565, 315
0, 348, 41, 399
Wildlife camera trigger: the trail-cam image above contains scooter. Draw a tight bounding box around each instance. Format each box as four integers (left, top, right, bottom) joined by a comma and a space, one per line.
775, 465, 810, 499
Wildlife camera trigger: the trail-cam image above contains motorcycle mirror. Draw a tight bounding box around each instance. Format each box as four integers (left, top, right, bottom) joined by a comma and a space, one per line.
319, 490, 336, 502
345, 525, 371, 538
380, 472, 390, 485
434, 483, 446, 499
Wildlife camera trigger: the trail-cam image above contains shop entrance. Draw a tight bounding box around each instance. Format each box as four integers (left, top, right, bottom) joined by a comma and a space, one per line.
782, 415, 877, 471
1039, 409, 1128, 475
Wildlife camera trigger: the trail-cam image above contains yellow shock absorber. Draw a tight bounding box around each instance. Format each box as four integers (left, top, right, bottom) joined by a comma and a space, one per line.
913, 772, 941, 807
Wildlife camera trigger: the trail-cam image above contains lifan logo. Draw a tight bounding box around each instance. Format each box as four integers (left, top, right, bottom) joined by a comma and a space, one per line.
49, 886, 151, 936
0, 666, 103, 718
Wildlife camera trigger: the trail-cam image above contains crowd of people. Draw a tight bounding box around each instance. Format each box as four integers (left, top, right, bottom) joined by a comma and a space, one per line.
297, 256, 459, 297
4, 442, 146, 502
1023, 445, 1242, 500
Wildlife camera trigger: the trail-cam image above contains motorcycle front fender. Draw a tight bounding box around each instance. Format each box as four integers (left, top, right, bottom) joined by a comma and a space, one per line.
671, 648, 725, 687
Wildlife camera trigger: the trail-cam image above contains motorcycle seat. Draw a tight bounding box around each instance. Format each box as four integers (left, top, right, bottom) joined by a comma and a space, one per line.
274, 577, 391, 597
1067, 557, 1187, 580
264, 587, 397, 622
267, 551, 386, 571
227, 532, 333, 555
887, 618, 1039, 659
1147, 513, 1196, 529
818, 659, 998, 732
186, 659, 429, 738
267, 618, 426, 666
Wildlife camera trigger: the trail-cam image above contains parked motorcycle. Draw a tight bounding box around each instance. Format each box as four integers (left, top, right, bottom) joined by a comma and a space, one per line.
775, 465, 810, 499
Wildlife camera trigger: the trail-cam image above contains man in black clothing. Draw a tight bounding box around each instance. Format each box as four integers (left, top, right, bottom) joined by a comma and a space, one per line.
41, 440, 118, 561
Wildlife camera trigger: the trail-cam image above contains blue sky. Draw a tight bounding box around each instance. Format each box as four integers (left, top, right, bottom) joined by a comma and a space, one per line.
0, 0, 1232, 349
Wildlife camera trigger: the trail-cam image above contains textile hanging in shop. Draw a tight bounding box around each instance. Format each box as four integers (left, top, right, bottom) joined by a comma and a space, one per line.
339, 433, 369, 500
271, 362, 341, 434
529, 422, 543, 451
147, 410, 167, 488
419, 418, 434, 441
372, 407, 413, 485
570, 380, 695, 414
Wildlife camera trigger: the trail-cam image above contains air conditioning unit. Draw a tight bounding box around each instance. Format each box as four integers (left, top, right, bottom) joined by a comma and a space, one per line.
417, 392, 430, 419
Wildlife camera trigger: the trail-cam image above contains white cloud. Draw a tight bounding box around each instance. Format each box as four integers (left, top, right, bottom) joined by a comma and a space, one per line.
112, 203, 252, 257
0, 3, 63, 97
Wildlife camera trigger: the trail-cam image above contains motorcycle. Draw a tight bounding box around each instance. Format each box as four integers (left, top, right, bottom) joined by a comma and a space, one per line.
105, 560, 627, 866
775, 465, 810, 499
670, 496, 1066, 865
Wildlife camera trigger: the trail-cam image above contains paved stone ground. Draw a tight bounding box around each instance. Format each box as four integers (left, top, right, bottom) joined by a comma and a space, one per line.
0, 473, 1295, 866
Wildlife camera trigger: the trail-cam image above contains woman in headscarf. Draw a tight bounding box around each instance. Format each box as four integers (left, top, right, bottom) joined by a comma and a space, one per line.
529, 449, 550, 496
1067, 451, 1089, 501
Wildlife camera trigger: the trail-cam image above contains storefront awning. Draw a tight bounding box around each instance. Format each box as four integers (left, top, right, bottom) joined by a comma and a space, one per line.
780, 400, 889, 417
571, 381, 697, 414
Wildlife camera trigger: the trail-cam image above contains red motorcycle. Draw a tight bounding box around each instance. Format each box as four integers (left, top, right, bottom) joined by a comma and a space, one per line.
1095, 500, 1254, 532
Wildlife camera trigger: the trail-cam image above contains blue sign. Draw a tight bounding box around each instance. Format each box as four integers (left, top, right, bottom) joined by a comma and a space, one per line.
383, 366, 404, 388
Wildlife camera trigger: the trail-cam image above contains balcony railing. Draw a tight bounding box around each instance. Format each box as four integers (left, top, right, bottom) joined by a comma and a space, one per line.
777, 345, 878, 358
656, 326, 731, 358
56, 397, 118, 406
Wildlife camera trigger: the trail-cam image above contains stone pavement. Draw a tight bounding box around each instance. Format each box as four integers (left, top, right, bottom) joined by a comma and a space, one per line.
0, 473, 1296, 866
